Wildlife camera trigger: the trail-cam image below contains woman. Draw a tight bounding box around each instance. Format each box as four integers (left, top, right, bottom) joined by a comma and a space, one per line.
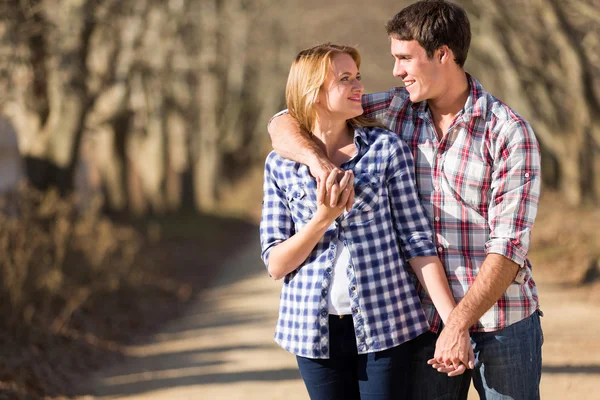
260, 43, 456, 399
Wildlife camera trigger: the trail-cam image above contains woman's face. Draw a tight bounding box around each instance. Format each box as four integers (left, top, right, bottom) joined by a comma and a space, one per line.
316, 52, 364, 122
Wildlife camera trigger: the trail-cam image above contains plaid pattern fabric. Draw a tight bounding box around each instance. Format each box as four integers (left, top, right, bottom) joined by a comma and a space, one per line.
260, 126, 435, 359
362, 74, 541, 332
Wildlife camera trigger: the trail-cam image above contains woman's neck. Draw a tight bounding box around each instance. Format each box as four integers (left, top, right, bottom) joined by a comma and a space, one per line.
312, 119, 355, 166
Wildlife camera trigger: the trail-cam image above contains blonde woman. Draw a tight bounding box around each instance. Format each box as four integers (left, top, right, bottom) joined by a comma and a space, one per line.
260, 43, 457, 399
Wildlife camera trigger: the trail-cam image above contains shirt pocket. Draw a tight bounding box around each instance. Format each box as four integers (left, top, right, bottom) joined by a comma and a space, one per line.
349, 174, 381, 223
285, 184, 314, 223
460, 160, 492, 207
443, 157, 492, 209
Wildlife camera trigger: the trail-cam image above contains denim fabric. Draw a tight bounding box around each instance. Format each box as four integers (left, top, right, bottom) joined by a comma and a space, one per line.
296, 315, 413, 400
410, 311, 543, 400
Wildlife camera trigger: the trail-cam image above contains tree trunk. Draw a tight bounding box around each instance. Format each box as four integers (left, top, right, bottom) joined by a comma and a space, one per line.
194, 0, 220, 211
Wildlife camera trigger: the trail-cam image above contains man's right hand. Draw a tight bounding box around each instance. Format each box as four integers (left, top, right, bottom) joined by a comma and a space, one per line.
269, 113, 355, 212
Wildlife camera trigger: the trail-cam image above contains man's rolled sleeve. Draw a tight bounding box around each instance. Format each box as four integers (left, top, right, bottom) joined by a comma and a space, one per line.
486, 120, 541, 267
386, 137, 438, 260
267, 109, 289, 128
260, 152, 293, 268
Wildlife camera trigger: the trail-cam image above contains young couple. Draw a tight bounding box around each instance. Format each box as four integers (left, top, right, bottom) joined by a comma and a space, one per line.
260, 1, 543, 399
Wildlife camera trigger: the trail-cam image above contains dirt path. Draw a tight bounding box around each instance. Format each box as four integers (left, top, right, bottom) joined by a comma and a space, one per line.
78, 237, 600, 400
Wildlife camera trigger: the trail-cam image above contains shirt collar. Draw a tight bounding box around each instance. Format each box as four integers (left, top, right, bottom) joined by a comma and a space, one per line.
462, 73, 487, 121
411, 73, 488, 123
351, 124, 370, 148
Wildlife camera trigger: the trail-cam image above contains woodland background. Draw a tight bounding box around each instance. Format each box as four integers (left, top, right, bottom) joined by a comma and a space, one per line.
0, 0, 598, 398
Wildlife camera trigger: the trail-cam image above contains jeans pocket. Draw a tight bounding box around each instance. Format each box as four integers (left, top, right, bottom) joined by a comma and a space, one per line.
535, 310, 545, 346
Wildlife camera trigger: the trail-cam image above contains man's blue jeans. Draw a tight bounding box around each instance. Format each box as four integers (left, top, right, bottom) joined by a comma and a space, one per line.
409, 310, 543, 400
296, 315, 413, 399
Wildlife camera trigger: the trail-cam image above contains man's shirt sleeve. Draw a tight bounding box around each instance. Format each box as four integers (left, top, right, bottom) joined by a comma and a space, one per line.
260, 153, 294, 268
385, 136, 438, 259
267, 109, 289, 128
486, 119, 541, 266
361, 88, 405, 124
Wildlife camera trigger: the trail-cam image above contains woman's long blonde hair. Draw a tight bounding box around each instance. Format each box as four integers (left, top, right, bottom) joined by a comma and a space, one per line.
285, 43, 383, 133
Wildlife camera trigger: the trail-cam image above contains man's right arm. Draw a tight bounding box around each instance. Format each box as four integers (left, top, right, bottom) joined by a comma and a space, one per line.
268, 112, 335, 179
268, 112, 352, 208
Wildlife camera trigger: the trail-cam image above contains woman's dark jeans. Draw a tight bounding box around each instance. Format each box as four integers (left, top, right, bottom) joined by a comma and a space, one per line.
296, 315, 413, 400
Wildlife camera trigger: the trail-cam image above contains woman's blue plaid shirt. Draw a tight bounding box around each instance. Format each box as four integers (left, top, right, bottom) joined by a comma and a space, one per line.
260, 126, 438, 359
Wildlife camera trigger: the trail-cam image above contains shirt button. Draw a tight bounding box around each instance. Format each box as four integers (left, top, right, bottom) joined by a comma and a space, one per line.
323, 289, 328, 296
353, 307, 359, 314
437, 154, 442, 159
438, 246, 443, 252
525, 173, 530, 178
435, 216, 440, 221
321, 310, 327, 317
326, 267, 332, 273
329, 244, 335, 249
351, 286, 356, 291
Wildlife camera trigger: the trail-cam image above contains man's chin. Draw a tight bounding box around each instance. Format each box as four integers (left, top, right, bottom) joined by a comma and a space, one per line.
409, 92, 424, 103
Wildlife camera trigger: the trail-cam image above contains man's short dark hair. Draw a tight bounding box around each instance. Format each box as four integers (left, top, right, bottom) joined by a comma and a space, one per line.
386, 0, 471, 67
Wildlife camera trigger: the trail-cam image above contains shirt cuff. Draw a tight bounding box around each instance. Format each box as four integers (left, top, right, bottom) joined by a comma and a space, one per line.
261, 240, 283, 269
485, 238, 528, 267
267, 109, 290, 128
403, 235, 438, 260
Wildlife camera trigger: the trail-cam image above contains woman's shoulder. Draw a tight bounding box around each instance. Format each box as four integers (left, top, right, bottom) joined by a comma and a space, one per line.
357, 125, 407, 150
265, 151, 298, 168
264, 151, 306, 182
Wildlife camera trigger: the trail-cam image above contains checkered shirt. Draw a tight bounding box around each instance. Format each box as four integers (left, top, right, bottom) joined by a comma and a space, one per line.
362, 74, 541, 333
260, 126, 436, 359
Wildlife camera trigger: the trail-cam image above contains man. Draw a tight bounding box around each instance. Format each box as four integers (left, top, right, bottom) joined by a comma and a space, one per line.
268, 1, 543, 399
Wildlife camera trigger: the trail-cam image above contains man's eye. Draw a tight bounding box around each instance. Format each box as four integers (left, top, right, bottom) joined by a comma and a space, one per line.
356, 75, 362, 81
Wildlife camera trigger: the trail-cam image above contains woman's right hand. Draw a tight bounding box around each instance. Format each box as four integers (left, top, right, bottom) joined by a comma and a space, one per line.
314, 170, 353, 224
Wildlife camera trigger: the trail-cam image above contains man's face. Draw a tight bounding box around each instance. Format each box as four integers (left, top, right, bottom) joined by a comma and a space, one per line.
390, 38, 442, 103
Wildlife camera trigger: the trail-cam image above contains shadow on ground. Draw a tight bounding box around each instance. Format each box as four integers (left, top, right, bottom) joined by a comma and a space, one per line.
75, 212, 303, 398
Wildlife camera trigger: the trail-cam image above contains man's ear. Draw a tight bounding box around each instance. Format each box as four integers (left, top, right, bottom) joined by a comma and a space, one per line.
437, 45, 453, 64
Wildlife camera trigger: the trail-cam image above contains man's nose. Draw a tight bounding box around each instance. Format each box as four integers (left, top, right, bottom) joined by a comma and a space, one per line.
393, 60, 405, 78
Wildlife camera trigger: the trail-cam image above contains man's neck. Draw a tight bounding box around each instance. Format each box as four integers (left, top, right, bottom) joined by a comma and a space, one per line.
427, 71, 470, 139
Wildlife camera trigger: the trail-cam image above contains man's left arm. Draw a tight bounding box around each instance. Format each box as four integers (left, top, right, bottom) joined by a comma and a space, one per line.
432, 119, 541, 374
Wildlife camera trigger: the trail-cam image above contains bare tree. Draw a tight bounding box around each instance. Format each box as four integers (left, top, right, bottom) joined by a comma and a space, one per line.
464, 0, 600, 205
1, 0, 293, 214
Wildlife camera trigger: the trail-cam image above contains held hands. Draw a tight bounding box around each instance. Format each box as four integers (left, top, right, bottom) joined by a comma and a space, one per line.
312, 162, 355, 212
315, 170, 354, 223
428, 325, 475, 376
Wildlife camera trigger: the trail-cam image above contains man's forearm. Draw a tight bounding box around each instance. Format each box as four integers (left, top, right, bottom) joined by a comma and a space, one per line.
445, 253, 520, 330
268, 113, 325, 166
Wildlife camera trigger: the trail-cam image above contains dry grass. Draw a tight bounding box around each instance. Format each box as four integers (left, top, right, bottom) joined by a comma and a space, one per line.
0, 185, 191, 399
529, 190, 600, 284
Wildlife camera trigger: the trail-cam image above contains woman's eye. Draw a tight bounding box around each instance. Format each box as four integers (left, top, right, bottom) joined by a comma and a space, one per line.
341, 77, 349, 81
